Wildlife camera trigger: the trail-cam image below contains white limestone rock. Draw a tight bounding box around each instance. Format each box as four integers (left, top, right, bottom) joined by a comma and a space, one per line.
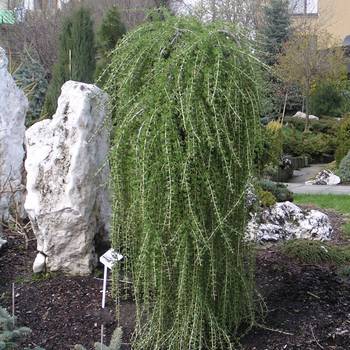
292, 111, 319, 120
0, 47, 28, 222
25, 81, 111, 276
247, 201, 333, 243
305, 169, 341, 185
33, 252, 46, 273
0, 236, 7, 251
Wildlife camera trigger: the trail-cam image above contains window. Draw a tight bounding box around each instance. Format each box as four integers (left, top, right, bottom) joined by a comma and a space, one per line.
306, 0, 318, 14
290, 0, 304, 14
290, 0, 318, 15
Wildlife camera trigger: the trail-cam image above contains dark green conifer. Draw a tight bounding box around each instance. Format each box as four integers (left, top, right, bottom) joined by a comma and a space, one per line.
261, 0, 291, 65
42, 7, 96, 117
95, 6, 126, 82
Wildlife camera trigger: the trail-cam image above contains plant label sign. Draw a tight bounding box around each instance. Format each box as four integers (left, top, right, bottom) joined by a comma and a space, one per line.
100, 249, 123, 270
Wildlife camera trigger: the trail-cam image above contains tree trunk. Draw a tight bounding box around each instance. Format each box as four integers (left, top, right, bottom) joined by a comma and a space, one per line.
281, 90, 288, 123
304, 93, 310, 132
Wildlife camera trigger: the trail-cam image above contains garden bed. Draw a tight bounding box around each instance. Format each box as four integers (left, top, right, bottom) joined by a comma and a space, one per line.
0, 208, 349, 350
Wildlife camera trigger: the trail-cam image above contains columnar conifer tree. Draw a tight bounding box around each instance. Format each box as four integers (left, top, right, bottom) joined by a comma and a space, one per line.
104, 13, 263, 350
261, 0, 291, 66
42, 7, 96, 117
260, 0, 291, 117
95, 6, 126, 82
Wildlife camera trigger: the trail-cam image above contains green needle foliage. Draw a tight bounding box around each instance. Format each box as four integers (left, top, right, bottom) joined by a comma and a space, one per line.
261, 0, 291, 66
0, 306, 30, 349
42, 6, 96, 117
104, 13, 263, 350
0, 306, 44, 350
95, 6, 126, 84
74, 327, 122, 350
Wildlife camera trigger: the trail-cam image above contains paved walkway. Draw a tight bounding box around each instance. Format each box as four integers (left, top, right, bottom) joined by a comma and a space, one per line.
285, 183, 350, 195
285, 163, 350, 195
289, 164, 326, 184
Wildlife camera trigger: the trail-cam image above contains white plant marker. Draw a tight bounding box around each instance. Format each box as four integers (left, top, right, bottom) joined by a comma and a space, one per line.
99, 249, 123, 347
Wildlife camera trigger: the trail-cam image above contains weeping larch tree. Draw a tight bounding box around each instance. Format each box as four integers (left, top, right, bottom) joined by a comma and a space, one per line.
103, 13, 263, 350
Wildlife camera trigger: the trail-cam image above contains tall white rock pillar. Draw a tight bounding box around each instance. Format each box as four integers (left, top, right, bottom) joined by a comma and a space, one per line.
25, 81, 111, 275
0, 47, 28, 222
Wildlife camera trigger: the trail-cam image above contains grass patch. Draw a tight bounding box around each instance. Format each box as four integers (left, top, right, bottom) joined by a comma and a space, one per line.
294, 194, 350, 214
282, 240, 350, 265
342, 222, 350, 239
30, 272, 57, 282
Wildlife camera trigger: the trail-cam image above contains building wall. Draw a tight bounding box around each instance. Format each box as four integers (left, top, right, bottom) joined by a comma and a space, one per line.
320, 0, 350, 44
293, 0, 350, 45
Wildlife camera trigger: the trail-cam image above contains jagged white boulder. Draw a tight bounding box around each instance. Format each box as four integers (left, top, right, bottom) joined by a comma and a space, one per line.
293, 111, 319, 120
247, 201, 333, 243
305, 169, 341, 185
25, 81, 110, 275
0, 47, 28, 221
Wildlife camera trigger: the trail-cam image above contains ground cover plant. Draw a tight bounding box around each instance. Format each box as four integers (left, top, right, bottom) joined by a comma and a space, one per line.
282, 119, 338, 161
282, 240, 350, 265
103, 12, 263, 350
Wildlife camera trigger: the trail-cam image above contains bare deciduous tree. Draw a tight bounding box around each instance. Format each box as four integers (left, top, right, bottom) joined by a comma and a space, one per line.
67, 0, 172, 29
174, 0, 266, 29
10, 9, 62, 73
275, 21, 347, 130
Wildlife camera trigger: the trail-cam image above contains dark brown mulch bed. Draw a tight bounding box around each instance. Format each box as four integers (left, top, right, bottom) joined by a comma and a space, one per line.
0, 229, 134, 350
0, 207, 349, 350
242, 250, 350, 350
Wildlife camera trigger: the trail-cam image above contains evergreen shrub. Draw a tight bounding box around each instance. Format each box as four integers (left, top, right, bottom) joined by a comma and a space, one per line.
254, 121, 283, 176
257, 189, 276, 207
284, 116, 338, 135
335, 115, 350, 165
338, 150, 350, 183
13, 54, 48, 127
259, 179, 293, 202
310, 82, 344, 117
282, 128, 336, 160
0, 306, 44, 350
74, 327, 122, 350
104, 13, 263, 350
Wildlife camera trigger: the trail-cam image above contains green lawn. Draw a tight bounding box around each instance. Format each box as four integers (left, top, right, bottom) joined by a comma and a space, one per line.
294, 194, 350, 238
343, 222, 350, 239
294, 194, 350, 214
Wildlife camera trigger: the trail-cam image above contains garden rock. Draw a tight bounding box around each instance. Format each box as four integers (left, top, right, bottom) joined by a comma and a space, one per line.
305, 169, 341, 185
0, 47, 28, 221
33, 252, 46, 273
293, 111, 319, 120
247, 201, 333, 243
25, 81, 110, 276
0, 236, 7, 251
